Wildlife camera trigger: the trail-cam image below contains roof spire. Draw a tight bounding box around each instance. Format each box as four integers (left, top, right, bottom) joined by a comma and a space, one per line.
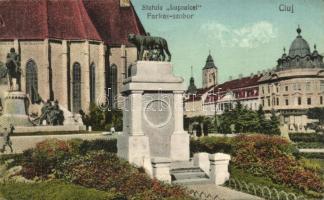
314, 44, 317, 50
283, 47, 286, 53
191, 66, 193, 77
297, 25, 301, 36
209, 49, 211, 55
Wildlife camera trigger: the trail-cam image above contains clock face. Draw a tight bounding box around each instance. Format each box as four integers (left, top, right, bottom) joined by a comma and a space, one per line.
144, 99, 172, 128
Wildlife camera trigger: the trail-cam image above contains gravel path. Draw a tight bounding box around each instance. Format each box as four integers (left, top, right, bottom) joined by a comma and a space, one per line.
299, 149, 324, 153
186, 184, 264, 200
0, 133, 116, 154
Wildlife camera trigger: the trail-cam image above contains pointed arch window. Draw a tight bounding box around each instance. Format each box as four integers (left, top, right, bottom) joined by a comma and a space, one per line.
109, 64, 117, 108
89, 63, 96, 104
26, 59, 38, 104
72, 62, 81, 113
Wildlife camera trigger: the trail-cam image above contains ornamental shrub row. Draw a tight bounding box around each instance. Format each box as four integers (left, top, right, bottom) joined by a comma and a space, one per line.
190, 135, 323, 195
289, 132, 324, 143
231, 135, 323, 193
16, 139, 194, 200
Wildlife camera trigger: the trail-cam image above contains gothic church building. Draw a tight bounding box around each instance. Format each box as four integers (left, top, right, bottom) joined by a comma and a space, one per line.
0, 0, 145, 114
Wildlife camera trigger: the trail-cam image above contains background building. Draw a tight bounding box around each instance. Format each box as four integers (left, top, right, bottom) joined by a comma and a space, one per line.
259, 27, 324, 132
0, 0, 146, 115
185, 27, 324, 133
202, 53, 218, 89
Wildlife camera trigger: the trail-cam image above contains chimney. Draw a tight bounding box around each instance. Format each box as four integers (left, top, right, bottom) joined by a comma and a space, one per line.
120, 0, 130, 7
250, 73, 254, 78
238, 73, 243, 79
229, 76, 233, 81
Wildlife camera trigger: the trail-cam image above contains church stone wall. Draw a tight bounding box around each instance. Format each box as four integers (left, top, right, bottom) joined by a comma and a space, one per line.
109, 46, 137, 108
20, 40, 49, 101
69, 41, 90, 112
50, 41, 66, 107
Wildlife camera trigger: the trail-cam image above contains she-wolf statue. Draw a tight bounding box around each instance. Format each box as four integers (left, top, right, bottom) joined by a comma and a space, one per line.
128, 34, 171, 62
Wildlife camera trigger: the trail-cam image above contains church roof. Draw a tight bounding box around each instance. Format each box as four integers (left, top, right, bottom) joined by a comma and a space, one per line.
288, 27, 311, 57
0, 0, 145, 45
203, 54, 217, 70
83, 0, 146, 46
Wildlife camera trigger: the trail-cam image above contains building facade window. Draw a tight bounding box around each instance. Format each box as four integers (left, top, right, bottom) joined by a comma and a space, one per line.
321, 81, 324, 91
72, 62, 82, 113
320, 96, 323, 105
276, 98, 279, 106
285, 99, 289, 106
307, 97, 312, 105
298, 97, 302, 105
285, 85, 289, 91
26, 59, 38, 104
109, 64, 118, 108
306, 82, 311, 91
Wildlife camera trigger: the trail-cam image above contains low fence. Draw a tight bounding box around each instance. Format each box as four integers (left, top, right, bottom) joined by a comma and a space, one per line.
188, 189, 224, 200
227, 178, 306, 200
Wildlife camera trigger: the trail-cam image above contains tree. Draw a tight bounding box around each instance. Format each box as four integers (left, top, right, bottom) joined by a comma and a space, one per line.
307, 107, 324, 132
217, 103, 281, 135
268, 110, 281, 135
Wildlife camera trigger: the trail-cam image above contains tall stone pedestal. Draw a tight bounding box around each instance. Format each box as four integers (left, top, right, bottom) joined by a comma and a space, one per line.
0, 91, 33, 127
117, 61, 190, 177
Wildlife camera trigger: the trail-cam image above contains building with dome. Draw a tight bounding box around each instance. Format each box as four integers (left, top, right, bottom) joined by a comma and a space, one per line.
258, 26, 324, 132
0, 0, 146, 115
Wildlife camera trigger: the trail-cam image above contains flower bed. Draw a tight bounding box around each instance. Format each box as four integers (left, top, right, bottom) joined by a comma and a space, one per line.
190, 134, 324, 198
232, 135, 323, 194
5, 139, 194, 200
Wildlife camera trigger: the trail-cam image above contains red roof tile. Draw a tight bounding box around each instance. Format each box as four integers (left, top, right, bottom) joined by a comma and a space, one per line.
204, 75, 262, 103
83, 0, 146, 45
0, 0, 145, 45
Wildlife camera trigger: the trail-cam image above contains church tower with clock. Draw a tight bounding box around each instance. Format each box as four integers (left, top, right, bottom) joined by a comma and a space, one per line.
202, 52, 218, 89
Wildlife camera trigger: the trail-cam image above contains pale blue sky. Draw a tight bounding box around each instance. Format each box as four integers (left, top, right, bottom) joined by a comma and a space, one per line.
132, 0, 324, 87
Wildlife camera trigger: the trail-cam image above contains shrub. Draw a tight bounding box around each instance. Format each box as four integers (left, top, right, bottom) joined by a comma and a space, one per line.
296, 142, 324, 149
76, 139, 117, 155
231, 135, 323, 193
297, 152, 324, 159
0, 180, 124, 200
19, 138, 118, 179
20, 139, 73, 179
55, 151, 192, 199
82, 104, 123, 131
190, 136, 233, 156
289, 133, 324, 143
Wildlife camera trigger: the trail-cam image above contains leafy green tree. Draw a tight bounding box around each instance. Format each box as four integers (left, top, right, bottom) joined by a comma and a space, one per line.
217, 103, 280, 135
307, 107, 324, 132
81, 103, 123, 131
268, 110, 281, 135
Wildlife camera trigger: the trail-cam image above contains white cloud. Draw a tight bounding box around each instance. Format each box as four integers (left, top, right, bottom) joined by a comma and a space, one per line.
200, 21, 277, 48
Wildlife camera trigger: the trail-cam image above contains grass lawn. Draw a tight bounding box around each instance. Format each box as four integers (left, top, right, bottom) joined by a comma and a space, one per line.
228, 166, 323, 200
0, 180, 122, 200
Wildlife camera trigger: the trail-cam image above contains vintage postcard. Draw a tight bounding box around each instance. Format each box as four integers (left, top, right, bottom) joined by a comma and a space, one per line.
0, 0, 323, 199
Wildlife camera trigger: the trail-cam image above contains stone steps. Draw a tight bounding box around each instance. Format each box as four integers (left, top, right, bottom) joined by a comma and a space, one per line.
170, 164, 210, 185
172, 178, 212, 185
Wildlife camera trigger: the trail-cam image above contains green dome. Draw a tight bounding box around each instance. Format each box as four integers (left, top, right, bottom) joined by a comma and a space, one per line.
288, 27, 311, 57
